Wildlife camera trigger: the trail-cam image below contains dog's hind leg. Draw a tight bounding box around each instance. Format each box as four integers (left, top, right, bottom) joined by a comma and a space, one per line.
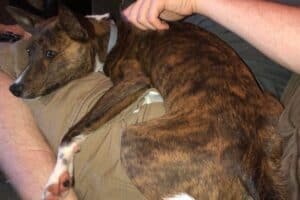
42, 77, 150, 200
120, 113, 208, 200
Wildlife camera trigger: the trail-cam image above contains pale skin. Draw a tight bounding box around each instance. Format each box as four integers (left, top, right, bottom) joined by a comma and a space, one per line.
0, 27, 78, 199
0, 0, 299, 199
123, 0, 300, 74
0, 24, 31, 39
0, 71, 78, 200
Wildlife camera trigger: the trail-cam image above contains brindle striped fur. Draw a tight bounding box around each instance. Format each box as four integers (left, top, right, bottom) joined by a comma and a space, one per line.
9, 6, 286, 199
114, 22, 286, 200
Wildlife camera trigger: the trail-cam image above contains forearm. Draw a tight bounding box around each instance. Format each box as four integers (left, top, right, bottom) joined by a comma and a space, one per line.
0, 72, 76, 199
198, 0, 300, 73
0, 24, 31, 39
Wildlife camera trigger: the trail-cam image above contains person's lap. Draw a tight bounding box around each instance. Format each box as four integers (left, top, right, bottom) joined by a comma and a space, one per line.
25, 72, 166, 199
0, 18, 299, 198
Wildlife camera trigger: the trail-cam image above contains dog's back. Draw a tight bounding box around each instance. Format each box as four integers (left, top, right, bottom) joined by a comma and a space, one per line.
6, 6, 286, 199
114, 22, 286, 199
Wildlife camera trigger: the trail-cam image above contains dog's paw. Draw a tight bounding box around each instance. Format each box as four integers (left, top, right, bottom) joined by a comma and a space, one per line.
42, 135, 87, 200
42, 143, 78, 200
42, 162, 73, 200
43, 171, 72, 200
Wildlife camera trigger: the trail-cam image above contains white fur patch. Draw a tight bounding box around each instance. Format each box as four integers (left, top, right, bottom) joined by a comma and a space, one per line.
14, 65, 30, 84
94, 54, 104, 72
85, 13, 110, 21
163, 193, 195, 200
42, 135, 87, 199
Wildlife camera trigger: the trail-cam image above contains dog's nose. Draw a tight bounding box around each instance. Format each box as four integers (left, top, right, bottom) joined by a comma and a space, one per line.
9, 83, 24, 97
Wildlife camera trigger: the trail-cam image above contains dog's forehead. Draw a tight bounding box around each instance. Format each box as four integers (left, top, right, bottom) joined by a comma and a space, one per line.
33, 20, 70, 48
34, 17, 57, 33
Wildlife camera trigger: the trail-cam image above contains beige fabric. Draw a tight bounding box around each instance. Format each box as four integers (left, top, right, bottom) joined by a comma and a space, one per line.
27, 74, 166, 200
0, 40, 166, 199
2, 40, 300, 200
281, 73, 300, 106
278, 73, 300, 200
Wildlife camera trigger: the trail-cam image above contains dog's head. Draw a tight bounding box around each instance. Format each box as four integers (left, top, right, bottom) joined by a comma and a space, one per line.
7, 6, 96, 98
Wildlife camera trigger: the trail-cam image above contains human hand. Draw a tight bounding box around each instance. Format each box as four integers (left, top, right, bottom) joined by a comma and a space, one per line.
122, 0, 198, 30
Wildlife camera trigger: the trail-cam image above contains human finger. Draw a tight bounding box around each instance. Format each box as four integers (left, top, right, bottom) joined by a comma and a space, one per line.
125, 1, 148, 30
160, 10, 185, 21
147, 0, 169, 30
137, 0, 156, 30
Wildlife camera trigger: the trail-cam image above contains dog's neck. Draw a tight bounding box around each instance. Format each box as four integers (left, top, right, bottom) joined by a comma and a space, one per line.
107, 22, 118, 53
87, 17, 118, 72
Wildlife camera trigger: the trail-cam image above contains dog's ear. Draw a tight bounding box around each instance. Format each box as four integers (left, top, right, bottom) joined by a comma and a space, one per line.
6, 6, 43, 33
58, 6, 89, 41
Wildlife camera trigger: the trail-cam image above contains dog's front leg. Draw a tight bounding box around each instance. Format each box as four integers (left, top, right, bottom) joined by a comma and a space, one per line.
42, 76, 150, 200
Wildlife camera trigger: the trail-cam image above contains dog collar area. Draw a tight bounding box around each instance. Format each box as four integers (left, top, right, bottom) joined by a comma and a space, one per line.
107, 21, 118, 53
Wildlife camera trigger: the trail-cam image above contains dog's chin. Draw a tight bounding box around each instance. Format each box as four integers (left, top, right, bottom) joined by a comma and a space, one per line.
19, 89, 49, 99
21, 83, 63, 99
20, 92, 43, 99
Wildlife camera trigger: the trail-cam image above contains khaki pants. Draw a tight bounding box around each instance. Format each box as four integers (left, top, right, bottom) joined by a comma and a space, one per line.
1, 40, 300, 200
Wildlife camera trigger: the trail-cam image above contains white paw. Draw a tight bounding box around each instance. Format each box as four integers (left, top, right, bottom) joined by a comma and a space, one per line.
42, 136, 85, 200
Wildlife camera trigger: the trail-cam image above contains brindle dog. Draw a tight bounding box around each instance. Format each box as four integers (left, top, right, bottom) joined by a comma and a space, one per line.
8, 6, 286, 200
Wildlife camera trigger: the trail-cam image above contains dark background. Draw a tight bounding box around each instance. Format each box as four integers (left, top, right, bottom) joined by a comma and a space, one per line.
0, 0, 134, 24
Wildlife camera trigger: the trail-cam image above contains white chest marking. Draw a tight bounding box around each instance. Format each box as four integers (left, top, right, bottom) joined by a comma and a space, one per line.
94, 54, 104, 72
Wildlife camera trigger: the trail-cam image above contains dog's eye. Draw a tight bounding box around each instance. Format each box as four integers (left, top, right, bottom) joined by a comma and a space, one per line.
45, 50, 57, 58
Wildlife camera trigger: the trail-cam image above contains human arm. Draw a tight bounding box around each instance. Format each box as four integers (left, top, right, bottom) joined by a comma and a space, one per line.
123, 0, 300, 74
0, 24, 31, 40
200, 0, 300, 74
0, 72, 77, 200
